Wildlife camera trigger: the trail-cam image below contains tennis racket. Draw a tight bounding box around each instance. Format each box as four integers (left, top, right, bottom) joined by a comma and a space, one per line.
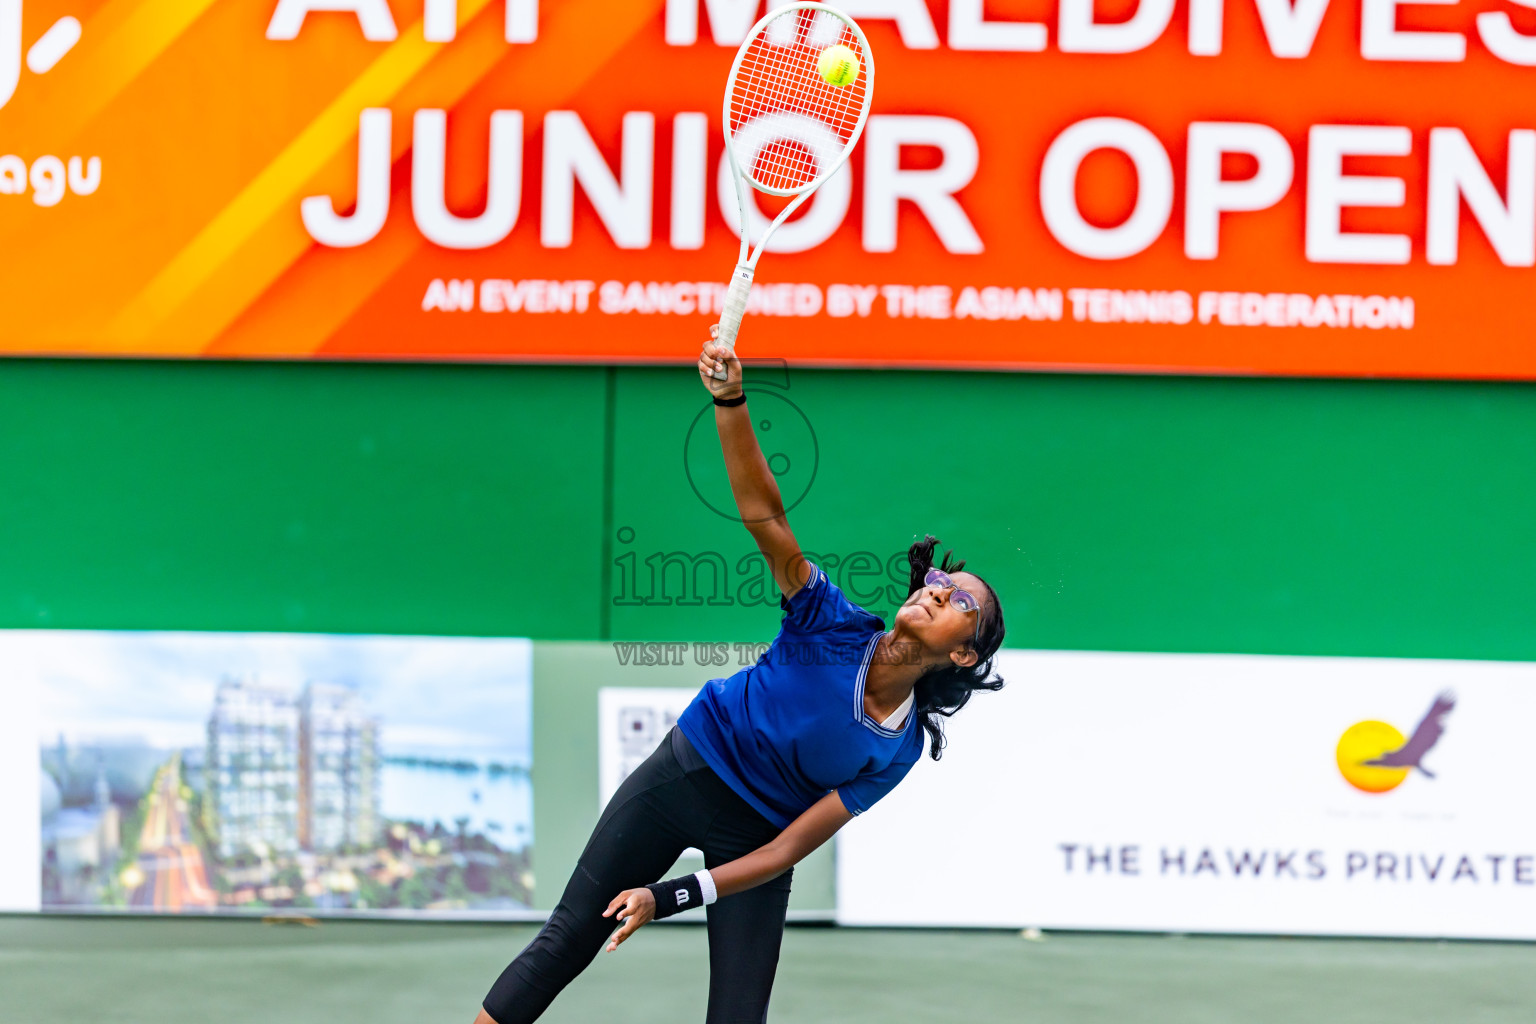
711, 2, 875, 380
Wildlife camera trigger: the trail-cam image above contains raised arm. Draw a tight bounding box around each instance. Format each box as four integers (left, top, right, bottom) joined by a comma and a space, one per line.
601, 790, 853, 951
698, 331, 812, 600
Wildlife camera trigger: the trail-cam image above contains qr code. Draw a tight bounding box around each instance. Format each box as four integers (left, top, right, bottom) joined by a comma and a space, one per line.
615, 705, 680, 784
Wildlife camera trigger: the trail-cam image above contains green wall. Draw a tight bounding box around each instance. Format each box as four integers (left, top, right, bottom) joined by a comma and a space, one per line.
6, 360, 1533, 657
0, 361, 606, 635
5, 359, 1534, 910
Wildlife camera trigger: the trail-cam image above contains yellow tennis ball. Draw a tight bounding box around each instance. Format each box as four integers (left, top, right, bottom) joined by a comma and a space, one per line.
818, 44, 859, 88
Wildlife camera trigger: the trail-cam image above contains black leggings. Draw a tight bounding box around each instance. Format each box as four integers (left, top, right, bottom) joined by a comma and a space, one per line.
483, 727, 793, 1024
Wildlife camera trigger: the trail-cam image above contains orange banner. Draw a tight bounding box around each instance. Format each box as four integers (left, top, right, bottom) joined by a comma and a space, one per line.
2, 0, 1534, 375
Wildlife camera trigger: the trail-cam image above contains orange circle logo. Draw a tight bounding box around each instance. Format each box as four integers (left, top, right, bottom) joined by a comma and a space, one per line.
1334, 691, 1455, 794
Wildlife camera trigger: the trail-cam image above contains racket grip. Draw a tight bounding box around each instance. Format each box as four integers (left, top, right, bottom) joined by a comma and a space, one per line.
713, 263, 754, 381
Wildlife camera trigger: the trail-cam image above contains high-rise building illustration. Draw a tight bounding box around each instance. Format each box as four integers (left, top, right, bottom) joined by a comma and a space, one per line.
205, 678, 301, 859
298, 683, 381, 852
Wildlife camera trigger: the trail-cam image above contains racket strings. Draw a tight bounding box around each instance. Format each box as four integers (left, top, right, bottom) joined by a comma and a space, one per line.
734, 36, 865, 141
730, 9, 869, 192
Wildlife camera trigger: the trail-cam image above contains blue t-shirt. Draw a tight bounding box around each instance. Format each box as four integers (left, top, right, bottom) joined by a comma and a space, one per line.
677, 563, 924, 829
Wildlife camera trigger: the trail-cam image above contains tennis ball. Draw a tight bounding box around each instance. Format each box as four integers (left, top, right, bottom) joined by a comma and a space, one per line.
817, 44, 859, 88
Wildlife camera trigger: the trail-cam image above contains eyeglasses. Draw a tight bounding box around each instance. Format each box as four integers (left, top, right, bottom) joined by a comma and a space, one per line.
924, 568, 983, 649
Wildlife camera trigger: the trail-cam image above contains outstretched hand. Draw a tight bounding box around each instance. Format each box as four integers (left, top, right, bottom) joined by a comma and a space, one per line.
698, 324, 743, 398
601, 887, 656, 952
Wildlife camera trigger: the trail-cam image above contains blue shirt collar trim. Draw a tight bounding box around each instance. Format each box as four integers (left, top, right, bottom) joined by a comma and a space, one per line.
853, 631, 911, 738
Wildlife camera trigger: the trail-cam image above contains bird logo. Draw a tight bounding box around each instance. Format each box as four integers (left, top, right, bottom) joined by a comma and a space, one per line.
1335, 691, 1455, 794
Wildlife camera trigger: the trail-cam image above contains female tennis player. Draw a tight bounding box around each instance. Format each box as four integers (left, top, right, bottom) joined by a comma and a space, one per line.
475, 328, 1006, 1024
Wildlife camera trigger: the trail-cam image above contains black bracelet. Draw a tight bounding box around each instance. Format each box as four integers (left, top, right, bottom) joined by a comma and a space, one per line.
646, 870, 717, 919
713, 392, 747, 407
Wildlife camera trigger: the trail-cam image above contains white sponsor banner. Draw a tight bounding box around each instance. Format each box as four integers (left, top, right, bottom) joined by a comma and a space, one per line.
836, 651, 1536, 939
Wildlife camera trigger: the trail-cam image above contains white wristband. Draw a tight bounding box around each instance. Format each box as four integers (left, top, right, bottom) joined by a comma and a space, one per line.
694, 869, 718, 906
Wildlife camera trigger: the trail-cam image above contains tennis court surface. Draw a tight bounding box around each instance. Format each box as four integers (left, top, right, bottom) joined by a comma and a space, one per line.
4, 917, 1533, 1024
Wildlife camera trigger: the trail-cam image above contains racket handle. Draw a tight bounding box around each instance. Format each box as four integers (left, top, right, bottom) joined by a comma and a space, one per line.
713, 263, 754, 381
